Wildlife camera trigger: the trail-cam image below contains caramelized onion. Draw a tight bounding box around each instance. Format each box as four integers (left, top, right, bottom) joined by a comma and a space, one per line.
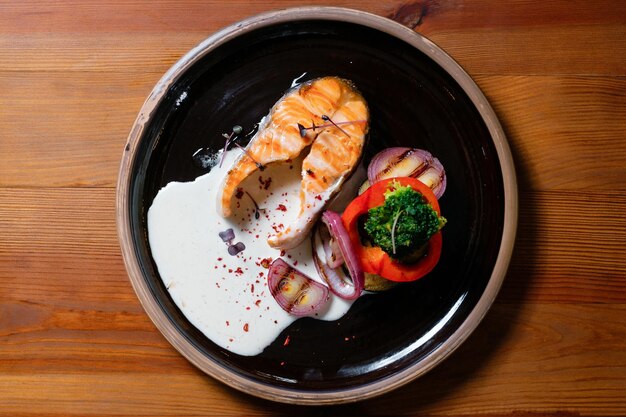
312, 211, 364, 300
267, 258, 329, 316
367, 147, 447, 199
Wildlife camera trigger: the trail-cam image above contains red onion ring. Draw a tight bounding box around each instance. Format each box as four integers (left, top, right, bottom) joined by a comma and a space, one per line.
367, 147, 447, 199
368, 148, 432, 183
312, 211, 364, 300
267, 258, 329, 317
416, 156, 447, 199
319, 221, 344, 268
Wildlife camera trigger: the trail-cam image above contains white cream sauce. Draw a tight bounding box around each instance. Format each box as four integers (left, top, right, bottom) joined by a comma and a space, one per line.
147, 150, 365, 356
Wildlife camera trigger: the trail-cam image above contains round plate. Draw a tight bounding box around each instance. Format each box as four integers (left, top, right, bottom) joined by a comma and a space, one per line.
117, 7, 517, 405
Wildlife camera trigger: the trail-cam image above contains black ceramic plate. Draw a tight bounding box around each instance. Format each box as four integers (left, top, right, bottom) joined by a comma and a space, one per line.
117, 7, 517, 404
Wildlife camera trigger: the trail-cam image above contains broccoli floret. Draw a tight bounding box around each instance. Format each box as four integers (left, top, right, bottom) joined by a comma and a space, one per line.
363, 182, 446, 260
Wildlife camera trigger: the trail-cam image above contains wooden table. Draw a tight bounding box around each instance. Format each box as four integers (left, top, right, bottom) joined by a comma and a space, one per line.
1, 1, 625, 415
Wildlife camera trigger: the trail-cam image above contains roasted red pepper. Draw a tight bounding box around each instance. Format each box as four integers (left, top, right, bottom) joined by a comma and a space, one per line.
341, 177, 443, 282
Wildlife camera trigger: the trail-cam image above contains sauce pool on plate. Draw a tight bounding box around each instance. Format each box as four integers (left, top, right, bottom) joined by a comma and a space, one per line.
147, 150, 361, 356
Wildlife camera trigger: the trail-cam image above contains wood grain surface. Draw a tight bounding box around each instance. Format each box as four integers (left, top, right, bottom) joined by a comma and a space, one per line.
1, 1, 625, 415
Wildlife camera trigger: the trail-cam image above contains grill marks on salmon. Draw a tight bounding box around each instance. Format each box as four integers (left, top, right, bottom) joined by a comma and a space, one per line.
217, 76, 369, 250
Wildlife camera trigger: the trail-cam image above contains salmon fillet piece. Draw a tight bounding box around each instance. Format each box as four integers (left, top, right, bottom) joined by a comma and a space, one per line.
217, 76, 369, 250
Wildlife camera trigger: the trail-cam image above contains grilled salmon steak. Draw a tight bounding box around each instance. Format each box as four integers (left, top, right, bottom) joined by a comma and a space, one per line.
217, 76, 369, 250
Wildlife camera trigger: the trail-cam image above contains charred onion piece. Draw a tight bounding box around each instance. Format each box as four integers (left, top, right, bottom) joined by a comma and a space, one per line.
312, 211, 364, 300
267, 258, 329, 316
367, 147, 447, 199
414, 156, 447, 199
319, 221, 344, 268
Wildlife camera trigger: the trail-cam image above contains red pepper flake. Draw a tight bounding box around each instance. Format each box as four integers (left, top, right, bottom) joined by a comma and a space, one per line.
229, 338, 234, 342
234, 267, 244, 275
226, 321, 230, 326
258, 176, 272, 190
243, 323, 249, 332
246, 306, 251, 310
293, 260, 298, 266
260, 258, 272, 269
250, 284, 255, 293
228, 269, 233, 273
306, 169, 315, 178
276, 204, 287, 212
280, 250, 286, 257
283, 335, 291, 346
217, 257, 223, 261
315, 195, 322, 201
255, 299, 261, 307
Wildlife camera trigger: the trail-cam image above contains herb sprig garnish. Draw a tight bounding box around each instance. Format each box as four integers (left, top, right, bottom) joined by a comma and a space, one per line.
219, 125, 265, 170
245, 191, 266, 220
234, 142, 265, 171
297, 116, 366, 138
218, 126, 241, 168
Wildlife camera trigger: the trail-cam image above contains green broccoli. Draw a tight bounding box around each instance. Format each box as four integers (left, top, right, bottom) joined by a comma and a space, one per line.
363, 182, 446, 261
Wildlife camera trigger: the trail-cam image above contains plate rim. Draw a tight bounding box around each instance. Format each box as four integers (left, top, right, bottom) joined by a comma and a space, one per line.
116, 6, 518, 405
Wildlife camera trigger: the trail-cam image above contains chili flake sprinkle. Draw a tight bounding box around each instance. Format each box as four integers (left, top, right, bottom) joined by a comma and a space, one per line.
260, 258, 272, 269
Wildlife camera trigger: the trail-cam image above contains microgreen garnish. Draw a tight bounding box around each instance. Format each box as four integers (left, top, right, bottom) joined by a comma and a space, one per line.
228, 242, 246, 256
218, 228, 245, 256
219, 127, 239, 168
245, 191, 266, 220
297, 118, 366, 138
321, 115, 350, 138
218, 125, 265, 170
297, 123, 308, 137
233, 142, 265, 171
219, 228, 235, 242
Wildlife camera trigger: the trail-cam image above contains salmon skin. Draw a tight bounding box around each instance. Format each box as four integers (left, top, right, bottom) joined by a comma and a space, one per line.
217, 76, 369, 250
